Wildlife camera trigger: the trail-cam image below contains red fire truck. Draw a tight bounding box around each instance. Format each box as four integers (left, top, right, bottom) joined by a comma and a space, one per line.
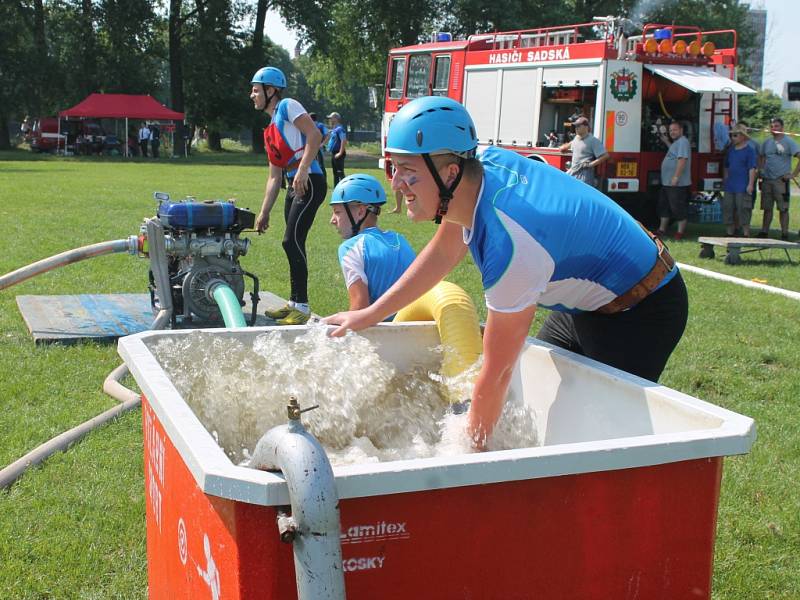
380, 19, 755, 222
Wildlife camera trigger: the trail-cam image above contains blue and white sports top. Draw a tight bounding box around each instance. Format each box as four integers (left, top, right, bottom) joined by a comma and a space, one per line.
464, 146, 677, 314
264, 98, 323, 177
338, 228, 416, 317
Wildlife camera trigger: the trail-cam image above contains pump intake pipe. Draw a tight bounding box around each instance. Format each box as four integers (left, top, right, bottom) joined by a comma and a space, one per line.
207, 280, 247, 328
0, 238, 138, 291
249, 398, 346, 600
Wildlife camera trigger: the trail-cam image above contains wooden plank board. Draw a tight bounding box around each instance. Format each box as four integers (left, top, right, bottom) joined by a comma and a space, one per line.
698, 236, 800, 250
16, 291, 298, 345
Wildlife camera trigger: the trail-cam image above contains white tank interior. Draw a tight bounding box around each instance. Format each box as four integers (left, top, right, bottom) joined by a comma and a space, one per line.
119, 322, 754, 505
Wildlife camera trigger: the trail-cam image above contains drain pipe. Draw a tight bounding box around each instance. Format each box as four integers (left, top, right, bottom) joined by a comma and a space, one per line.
249, 398, 346, 600
0, 222, 174, 489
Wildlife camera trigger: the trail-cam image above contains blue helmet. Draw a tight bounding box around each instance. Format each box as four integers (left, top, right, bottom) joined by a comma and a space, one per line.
330, 174, 387, 206
250, 66, 287, 89
385, 96, 477, 156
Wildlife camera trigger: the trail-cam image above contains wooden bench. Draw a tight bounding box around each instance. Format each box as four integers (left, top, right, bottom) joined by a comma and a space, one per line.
698, 236, 800, 265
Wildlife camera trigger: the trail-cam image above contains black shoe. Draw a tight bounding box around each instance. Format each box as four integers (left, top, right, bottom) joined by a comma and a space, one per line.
757, 231, 768, 238
781, 232, 789, 241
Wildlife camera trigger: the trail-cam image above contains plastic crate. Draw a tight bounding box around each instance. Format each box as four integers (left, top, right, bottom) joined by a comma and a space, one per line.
688, 200, 722, 224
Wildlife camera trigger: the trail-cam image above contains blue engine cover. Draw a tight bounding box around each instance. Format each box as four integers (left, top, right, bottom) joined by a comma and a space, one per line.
158, 201, 236, 230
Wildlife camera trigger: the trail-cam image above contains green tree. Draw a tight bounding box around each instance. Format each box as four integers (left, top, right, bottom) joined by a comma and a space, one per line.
0, 3, 35, 148
739, 89, 783, 130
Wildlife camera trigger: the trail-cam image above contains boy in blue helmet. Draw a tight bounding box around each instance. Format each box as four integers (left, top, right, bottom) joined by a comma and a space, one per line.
325, 96, 688, 449
330, 174, 416, 316
249, 66, 326, 325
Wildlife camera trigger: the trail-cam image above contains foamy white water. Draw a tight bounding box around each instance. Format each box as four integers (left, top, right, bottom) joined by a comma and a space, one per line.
150, 324, 539, 466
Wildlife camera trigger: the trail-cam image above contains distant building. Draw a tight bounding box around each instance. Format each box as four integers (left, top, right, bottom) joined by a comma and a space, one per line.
781, 81, 800, 111
742, 9, 767, 89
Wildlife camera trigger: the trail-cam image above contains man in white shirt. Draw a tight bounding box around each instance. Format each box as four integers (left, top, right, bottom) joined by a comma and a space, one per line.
138, 123, 151, 157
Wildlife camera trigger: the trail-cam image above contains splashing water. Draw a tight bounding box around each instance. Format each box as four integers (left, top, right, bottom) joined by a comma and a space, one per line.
149, 324, 539, 466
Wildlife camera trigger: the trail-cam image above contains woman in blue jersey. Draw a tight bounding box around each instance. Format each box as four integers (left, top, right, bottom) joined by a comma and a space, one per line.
250, 66, 326, 325
329, 174, 416, 317
325, 96, 688, 449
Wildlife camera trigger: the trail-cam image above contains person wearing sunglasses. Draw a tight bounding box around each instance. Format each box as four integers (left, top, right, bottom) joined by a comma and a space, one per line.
722, 124, 758, 237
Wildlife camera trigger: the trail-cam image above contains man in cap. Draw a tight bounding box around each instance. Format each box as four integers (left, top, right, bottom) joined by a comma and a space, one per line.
722, 123, 757, 237
559, 116, 608, 188
327, 111, 348, 185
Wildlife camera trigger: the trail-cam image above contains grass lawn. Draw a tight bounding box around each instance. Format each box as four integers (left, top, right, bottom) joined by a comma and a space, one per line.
1, 147, 799, 598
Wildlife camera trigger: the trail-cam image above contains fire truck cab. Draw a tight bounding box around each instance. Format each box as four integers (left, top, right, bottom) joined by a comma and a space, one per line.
381, 20, 755, 223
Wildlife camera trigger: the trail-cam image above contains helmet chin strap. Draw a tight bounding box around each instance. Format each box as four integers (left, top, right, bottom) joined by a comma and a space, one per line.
344, 204, 380, 238
422, 154, 465, 224
260, 84, 279, 113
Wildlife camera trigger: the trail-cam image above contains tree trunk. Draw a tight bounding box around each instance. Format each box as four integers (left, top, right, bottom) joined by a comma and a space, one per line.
80, 0, 97, 98
250, 0, 269, 154
169, 0, 186, 157
0, 115, 11, 150
31, 0, 46, 116
207, 130, 222, 151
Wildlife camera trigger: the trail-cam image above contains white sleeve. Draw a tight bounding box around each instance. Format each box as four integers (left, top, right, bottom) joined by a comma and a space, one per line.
484, 210, 554, 313
285, 98, 308, 124
340, 238, 368, 289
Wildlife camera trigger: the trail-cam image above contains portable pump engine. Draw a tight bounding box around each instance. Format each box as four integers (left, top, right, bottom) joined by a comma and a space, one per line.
139, 192, 259, 326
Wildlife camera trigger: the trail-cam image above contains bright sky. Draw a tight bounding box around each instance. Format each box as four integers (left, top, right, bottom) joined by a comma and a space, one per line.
266, 3, 796, 95
265, 10, 298, 55
744, 0, 796, 94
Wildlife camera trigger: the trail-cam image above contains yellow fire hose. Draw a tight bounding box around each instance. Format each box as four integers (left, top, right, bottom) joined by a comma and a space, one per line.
394, 281, 483, 399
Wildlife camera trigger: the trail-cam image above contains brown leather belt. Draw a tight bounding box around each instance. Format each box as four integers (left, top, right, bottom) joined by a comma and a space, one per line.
596, 224, 675, 315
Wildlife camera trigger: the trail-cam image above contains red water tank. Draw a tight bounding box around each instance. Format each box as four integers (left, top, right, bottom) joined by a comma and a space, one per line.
642, 72, 690, 103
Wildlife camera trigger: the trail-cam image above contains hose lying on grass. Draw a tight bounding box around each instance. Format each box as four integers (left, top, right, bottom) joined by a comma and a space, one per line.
0, 238, 164, 490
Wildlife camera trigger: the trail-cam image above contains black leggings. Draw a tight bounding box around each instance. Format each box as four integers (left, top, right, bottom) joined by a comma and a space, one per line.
331, 151, 346, 186
536, 272, 688, 382
282, 172, 327, 304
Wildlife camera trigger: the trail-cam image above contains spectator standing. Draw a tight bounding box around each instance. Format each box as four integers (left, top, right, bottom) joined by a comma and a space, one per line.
740, 122, 760, 210
138, 123, 151, 157
20, 116, 32, 141
558, 116, 609, 188
309, 113, 328, 178
327, 111, 347, 185
757, 117, 800, 240
722, 124, 757, 237
657, 121, 691, 240
150, 123, 161, 158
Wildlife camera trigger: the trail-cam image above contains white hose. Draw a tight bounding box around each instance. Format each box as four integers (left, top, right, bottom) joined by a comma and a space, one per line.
677, 262, 800, 302
0, 310, 171, 490
0, 238, 137, 291
0, 234, 170, 490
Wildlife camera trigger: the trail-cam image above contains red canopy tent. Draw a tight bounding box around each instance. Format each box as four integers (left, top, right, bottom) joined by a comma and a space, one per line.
58, 93, 185, 156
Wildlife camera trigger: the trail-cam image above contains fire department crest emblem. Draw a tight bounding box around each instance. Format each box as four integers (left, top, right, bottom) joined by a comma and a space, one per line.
610, 69, 637, 102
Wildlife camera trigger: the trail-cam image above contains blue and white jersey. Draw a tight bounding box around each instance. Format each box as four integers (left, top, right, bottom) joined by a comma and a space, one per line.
327, 124, 346, 154
267, 98, 323, 177
464, 146, 677, 314
338, 228, 415, 317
